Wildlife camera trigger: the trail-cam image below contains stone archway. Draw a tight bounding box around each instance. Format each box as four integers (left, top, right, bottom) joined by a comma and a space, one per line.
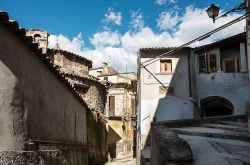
200, 96, 234, 118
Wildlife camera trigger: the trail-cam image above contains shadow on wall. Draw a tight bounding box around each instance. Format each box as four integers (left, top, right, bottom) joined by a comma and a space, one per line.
141, 49, 196, 148
155, 96, 194, 121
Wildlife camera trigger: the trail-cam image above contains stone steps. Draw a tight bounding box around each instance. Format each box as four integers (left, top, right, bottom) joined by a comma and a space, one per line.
201, 123, 247, 133
172, 126, 250, 142
218, 121, 248, 128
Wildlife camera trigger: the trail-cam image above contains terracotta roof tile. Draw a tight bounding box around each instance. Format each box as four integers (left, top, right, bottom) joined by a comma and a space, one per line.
47, 48, 92, 67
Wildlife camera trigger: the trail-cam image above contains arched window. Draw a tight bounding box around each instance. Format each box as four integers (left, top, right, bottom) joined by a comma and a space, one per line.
34, 34, 41, 44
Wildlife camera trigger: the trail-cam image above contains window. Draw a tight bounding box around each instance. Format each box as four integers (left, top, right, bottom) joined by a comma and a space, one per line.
160, 59, 172, 73
199, 55, 207, 73
131, 98, 135, 115
199, 54, 217, 73
34, 34, 41, 44
104, 77, 108, 81
159, 86, 174, 95
209, 54, 217, 72
109, 96, 115, 116
223, 59, 239, 73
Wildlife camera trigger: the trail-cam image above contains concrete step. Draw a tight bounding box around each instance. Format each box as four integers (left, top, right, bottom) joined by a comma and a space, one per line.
172, 127, 250, 142
218, 121, 248, 128
201, 124, 247, 133
236, 118, 248, 123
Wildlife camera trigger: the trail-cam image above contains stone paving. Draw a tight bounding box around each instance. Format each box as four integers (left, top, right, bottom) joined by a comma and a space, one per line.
178, 134, 250, 165
149, 117, 250, 165
105, 155, 136, 165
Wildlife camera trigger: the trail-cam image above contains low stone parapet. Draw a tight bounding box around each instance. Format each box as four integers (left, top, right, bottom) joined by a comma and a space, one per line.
150, 126, 193, 165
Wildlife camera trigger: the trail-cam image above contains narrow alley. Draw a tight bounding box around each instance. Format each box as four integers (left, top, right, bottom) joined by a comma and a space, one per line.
105, 155, 136, 165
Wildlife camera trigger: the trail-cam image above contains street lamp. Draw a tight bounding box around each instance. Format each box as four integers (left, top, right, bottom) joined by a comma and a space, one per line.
206, 2, 247, 23
206, 4, 220, 23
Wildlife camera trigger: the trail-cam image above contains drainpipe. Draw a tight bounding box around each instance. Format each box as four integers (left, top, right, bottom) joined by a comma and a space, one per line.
187, 49, 192, 98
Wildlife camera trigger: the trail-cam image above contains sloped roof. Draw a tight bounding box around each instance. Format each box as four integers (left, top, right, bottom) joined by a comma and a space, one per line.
48, 48, 92, 68
139, 47, 191, 58
194, 32, 246, 53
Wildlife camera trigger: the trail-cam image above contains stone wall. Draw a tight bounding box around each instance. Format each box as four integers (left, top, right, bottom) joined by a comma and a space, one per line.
87, 110, 108, 164
0, 20, 90, 164
63, 74, 107, 113
47, 49, 91, 76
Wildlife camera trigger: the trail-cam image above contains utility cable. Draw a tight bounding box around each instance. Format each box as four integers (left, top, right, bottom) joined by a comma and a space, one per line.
141, 13, 247, 67
139, 13, 247, 93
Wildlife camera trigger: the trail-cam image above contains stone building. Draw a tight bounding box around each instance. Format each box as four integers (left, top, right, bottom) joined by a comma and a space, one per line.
138, 47, 194, 148
191, 33, 250, 118
0, 11, 108, 165
90, 63, 137, 159
26, 28, 49, 54
137, 32, 250, 153
27, 29, 109, 164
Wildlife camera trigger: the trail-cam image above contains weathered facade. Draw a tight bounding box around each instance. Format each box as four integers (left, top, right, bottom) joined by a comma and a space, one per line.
46, 48, 107, 113
137, 33, 250, 154
90, 63, 137, 159
0, 11, 108, 165
191, 33, 250, 118
138, 48, 195, 148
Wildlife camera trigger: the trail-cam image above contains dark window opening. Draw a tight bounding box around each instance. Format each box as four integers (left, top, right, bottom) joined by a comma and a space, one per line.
199, 54, 217, 73
109, 96, 115, 116
209, 54, 217, 72
223, 59, 240, 73
34, 34, 41, 44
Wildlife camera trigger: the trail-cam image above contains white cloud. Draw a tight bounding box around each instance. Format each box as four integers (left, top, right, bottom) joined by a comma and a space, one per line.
155, 0, 175, 5
172, 6, 245, 47
130, 10, 144, 31
121, 27, 171, 53
90, 31, 120, 48
103, 8, 122, 25
48, 33, 84, 54
48, 6, 245, 72
155, 0, 166, 5
157, 11, 180, 31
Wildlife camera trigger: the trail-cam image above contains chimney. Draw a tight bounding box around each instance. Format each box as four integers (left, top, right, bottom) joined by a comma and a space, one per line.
103, 62, 109, 75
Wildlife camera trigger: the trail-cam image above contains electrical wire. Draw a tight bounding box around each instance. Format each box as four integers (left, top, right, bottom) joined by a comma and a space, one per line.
141, 13, 247, 67
139, 13, 247, 91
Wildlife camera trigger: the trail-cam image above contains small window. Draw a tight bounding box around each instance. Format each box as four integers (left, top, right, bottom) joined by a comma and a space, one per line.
34, 34, 41, 44
199, 54, 217, 73
160, 59, 172, 73
104, 77, 108, 81
222, 59, 240, 73
209, 54, 217, 72
159, 86, 174, 95
109, 96, 115, 116
199, 55, 207, 73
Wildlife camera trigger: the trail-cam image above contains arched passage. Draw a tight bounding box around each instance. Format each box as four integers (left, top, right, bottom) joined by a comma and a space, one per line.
200, 96, 234, 117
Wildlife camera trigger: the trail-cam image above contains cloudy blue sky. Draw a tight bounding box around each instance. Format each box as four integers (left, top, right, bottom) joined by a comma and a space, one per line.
1, 0, 245, 72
